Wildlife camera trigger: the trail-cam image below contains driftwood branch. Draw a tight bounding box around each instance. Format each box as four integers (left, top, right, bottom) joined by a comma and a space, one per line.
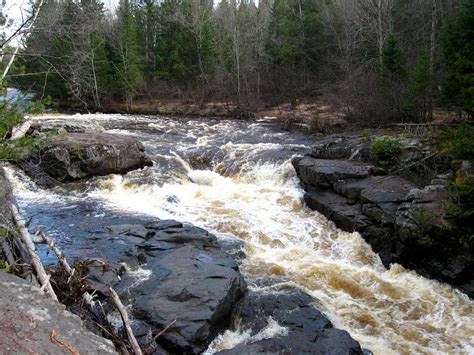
35, 228, 100, 318
108, 286, 143, 355
10, 120, 32, 140
144, 319, 176, 353
9, 203, 58, 301
151, 320, 176, 343
36, 229, 72, 273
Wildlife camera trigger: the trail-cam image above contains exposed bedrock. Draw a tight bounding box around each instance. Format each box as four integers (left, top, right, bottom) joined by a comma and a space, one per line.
292, 133, 473, 297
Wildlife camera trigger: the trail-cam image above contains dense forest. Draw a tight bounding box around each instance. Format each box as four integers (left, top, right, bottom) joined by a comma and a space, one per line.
4, 0, 474, 124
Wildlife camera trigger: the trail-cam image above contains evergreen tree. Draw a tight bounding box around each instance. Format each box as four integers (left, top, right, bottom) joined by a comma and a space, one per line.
266, 0, 322, 92
441, 0, 474, 118
116, 0, 144, 111
404, 52, 432, 121
382, 34, 404, 76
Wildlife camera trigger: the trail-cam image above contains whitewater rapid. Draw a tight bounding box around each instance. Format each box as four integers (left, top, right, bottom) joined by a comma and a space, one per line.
7, 113, 474, 354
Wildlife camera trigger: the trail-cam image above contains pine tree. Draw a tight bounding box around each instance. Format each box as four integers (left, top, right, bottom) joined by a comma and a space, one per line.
266, 0, 322, 92
404, 52, 432, 121
116, 0, 144, 111
441, 0, 474, 118
382, 34, 404, 76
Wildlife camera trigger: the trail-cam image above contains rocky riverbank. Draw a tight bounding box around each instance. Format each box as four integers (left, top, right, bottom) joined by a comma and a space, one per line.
292, 131, 473, 297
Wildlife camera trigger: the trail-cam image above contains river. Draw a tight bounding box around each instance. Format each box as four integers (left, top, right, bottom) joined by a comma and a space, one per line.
5, 113, 474, 354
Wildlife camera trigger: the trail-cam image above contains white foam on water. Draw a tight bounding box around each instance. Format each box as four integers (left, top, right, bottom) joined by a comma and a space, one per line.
120, 262, 152, 288
205, 317, 288, 354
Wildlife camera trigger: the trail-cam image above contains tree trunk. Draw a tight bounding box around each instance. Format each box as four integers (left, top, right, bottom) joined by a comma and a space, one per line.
428, 0, 437, 121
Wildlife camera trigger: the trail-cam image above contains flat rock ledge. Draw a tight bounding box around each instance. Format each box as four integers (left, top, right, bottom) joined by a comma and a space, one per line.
21, 132, 152, 186
0, 270, 116, 354
293, 154, 473, 297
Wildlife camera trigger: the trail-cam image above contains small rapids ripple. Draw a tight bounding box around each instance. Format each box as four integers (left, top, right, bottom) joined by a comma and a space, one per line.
6, 113, 474, 354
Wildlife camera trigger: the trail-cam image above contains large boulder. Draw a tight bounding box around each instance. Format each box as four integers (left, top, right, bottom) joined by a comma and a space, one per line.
0, 271, 117, 354
216, 288, 363, 354
77, 220, 246, 354
23, 133, 152, 184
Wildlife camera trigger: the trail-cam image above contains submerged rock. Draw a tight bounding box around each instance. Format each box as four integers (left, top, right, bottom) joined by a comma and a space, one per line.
0, 270, 116, 354
216, 288, 363, 354
22, 133, 152, 185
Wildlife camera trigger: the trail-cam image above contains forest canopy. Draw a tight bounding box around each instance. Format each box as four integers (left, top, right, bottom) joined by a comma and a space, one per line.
4, 0, 474, 123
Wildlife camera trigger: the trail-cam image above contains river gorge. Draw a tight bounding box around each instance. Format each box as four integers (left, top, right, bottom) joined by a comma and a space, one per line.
4, 113, 473, 354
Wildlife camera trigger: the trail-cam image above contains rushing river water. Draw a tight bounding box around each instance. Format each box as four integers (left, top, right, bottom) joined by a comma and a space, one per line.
5, 114, 474, 354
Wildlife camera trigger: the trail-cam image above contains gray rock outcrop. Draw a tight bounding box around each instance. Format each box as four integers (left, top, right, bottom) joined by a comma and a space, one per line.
77, 220, 247, 354
0, 270, 117, 354
292, 133, 473, 297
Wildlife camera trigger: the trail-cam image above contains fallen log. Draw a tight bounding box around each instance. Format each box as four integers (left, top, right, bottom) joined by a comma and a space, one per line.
9, 203, 58, 301
108, 286, 143, 355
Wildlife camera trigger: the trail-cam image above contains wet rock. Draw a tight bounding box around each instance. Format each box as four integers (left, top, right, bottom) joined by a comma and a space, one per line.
23, 133, 152, 184
293, 156, 380, 189
80, 219, 246, 354
132, 246, 246, 353
106, 224, 152, 239
216, 289, 362, 354
0, 271, 117, 354
85, 259, 125, 295
304, 191, 371, 232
